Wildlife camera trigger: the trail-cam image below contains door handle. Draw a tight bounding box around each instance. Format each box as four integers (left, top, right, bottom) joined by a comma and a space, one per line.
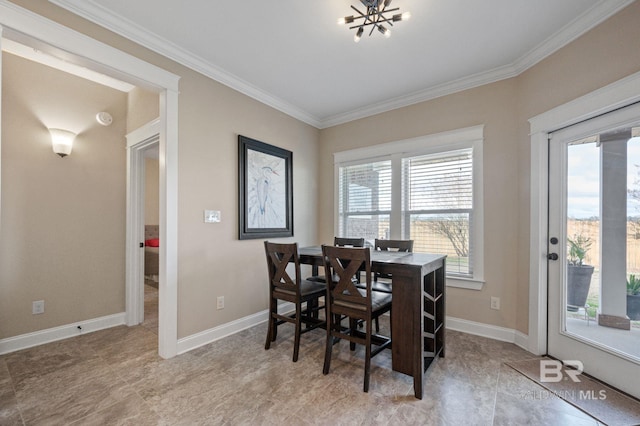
547, 253, 559, 261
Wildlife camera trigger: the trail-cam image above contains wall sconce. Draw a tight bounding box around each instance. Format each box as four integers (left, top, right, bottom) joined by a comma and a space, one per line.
49, 128, 76, 158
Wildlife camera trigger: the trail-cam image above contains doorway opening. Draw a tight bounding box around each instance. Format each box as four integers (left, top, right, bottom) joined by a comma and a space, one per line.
546, 103, 640, 398
529, 71, 640, 399
0, 3, 179, 358
126, 121, 160, 331
142, 143, 160, 332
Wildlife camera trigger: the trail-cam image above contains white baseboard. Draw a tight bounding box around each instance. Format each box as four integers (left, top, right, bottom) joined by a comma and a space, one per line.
177, 309, 533, 356
446, 316, 530, 350
0, 313, 126, 355
176, 302, 295, 355
514, 330, 530, 352
0, 310, 533, 357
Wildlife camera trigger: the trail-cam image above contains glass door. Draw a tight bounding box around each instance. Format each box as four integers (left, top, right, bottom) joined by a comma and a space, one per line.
547, 105, 640, 399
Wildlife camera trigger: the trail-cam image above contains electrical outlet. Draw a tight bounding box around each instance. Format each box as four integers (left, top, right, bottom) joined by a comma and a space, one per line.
217, 296, 224, 310
32, 300, 45, 315
490, 296, 500, 310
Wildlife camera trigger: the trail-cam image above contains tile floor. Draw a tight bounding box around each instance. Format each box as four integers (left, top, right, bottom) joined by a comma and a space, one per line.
0, 285, 608, 425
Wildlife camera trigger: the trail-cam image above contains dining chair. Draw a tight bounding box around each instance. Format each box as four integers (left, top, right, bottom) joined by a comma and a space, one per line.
371, 238, 414, 293
321, 244, 392, 392
307, 237, 365, 283
356, 238, 413, 331
264, 241, 326, 362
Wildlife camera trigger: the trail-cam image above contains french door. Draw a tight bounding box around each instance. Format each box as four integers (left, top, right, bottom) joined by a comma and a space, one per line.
547, 104, 640, 398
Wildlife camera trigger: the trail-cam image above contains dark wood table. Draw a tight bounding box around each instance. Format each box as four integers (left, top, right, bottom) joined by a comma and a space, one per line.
298, 246, 446, 399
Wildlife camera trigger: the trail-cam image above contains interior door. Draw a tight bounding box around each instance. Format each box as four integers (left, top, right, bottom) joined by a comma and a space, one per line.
548, 104, 640, 398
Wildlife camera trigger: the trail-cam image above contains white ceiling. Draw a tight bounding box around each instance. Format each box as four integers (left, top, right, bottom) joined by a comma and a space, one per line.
50, 0, 633, 128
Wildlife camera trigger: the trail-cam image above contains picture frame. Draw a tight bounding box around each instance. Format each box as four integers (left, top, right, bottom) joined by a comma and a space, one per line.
238, 135, 293, 240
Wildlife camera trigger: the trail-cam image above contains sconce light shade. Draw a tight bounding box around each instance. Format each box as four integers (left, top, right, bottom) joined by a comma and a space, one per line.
49, 128, 76, 158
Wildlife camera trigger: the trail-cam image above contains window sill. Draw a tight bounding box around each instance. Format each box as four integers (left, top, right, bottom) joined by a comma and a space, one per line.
446, 276, 484, 290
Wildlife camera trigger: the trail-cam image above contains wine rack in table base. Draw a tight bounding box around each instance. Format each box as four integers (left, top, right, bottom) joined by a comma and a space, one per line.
423, 264, 446, 368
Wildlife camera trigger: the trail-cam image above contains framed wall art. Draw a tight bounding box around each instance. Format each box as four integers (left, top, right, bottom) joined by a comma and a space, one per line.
238, 135, 293, 240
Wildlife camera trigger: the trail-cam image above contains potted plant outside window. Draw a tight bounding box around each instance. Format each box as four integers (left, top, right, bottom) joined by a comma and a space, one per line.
567, 234, 594, 312
627, 274, 640, 320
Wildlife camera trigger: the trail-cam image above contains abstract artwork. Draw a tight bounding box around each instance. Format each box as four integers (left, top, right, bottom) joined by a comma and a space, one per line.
238, 135, 293, 240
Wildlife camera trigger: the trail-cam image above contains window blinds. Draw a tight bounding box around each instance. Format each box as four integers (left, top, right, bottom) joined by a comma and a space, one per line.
338, 160, 392, 239
402, 148, 473, 276
403, 148, 473, 212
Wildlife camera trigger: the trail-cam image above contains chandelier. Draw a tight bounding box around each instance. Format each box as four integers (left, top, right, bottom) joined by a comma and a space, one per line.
338, 0, 411, 42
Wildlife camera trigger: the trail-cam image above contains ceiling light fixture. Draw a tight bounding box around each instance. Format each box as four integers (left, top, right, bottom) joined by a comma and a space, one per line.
338, 0, 410, 41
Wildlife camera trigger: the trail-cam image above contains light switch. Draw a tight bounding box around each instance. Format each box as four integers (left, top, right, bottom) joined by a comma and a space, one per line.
204, 210, 221, 223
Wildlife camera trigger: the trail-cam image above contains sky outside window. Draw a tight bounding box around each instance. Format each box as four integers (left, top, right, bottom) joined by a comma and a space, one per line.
567, 137, 640, 219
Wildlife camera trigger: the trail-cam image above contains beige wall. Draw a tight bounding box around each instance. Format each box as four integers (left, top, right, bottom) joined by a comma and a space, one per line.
514, 1, 640, 333
144, 158, 159, 225
175, 69, 319, 336
5, 0, 320, 340
0, 53, 128, 338
319, 80, 520, 329
319, 2, 640, 334
3, 0, 640, 342
128, 87, 160, 226
127, 87, 159, 134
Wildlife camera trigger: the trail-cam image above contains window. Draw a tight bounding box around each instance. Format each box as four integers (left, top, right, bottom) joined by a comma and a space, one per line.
338, 160, 392, 240
335, 126, 484, 288
402, 148, 473, 276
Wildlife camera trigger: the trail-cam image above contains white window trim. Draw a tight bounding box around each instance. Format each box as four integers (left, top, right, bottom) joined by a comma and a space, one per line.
334, 125, 485, 290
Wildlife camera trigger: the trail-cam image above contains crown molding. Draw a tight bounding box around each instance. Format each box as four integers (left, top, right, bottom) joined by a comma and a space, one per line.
320, 0, 634, 128
319, 63, 519, 128
50, 0, 632, 130
511, 0, 635, 74
49, 0, 322, 128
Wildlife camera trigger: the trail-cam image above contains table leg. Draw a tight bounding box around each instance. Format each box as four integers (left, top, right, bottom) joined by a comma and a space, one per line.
391, 268, 424, 399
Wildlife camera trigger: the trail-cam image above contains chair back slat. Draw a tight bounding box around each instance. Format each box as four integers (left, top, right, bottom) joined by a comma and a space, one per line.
264, 241, 300, 294
374, 239, 413, 252
323, 245, 371, 309
335, 237, 365, 282
334, 237, 365, 247
374, 239, 413, 281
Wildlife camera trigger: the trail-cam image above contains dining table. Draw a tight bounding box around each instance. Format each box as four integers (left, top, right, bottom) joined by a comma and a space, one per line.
297, 245, 447, 399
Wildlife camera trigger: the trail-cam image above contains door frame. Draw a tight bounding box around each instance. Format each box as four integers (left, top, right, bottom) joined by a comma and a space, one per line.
528, 70, 640, 356
0, 2, 180, 358
126, 119, 160, 326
